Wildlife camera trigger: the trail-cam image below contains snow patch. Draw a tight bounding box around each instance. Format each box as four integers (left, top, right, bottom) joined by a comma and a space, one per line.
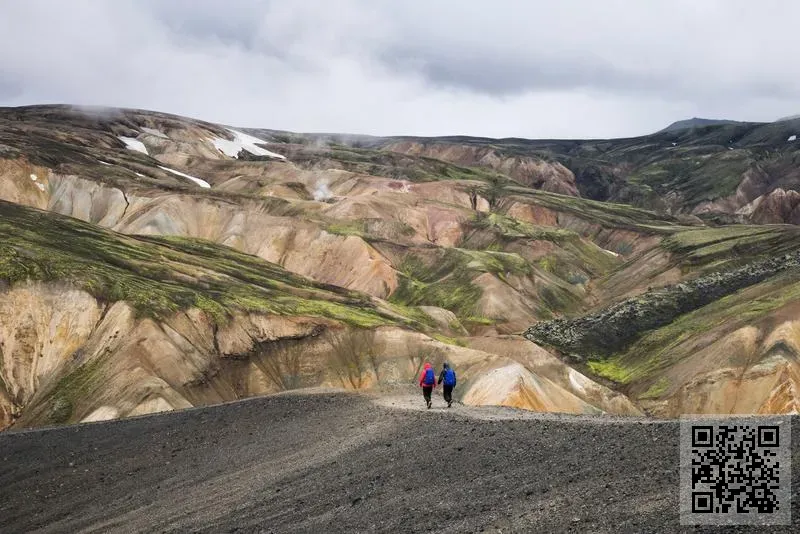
141, 127, 168, 139
211, 129, 285, 160
29, 173, 37, 181
601, 247, 620, 257
158, 166, 211, 188
118, 136, 149, 155
671, 142, 677, 146
36, 183, 46, 192
98, 160, 112, 166
135, 172, 144, 177
788, 135, 797, 142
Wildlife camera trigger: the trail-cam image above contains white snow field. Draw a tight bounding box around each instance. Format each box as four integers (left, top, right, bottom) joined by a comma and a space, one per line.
118, 136, 149, 155
158, 166, 211, 188
211, 129, 285, 160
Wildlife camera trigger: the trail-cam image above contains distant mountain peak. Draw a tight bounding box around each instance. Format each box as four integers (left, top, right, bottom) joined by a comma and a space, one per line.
657, 117, 744, 133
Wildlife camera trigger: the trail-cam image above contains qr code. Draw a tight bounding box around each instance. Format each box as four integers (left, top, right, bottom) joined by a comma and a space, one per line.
680, 416, 791, 525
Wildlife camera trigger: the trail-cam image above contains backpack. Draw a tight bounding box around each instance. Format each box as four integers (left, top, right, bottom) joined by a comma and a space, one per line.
423, 367, 435, 386
443, 368, 456, 386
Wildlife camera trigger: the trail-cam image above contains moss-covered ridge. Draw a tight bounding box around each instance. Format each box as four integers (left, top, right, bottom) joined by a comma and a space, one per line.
524, 248, 800, 357
0, 200, 417, 328
590, 270, 800, 390
503, 186, 689, 234
663, 225, 800, 269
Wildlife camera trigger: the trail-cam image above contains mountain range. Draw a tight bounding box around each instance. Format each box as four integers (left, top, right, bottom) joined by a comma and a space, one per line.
2, 104, 800, 429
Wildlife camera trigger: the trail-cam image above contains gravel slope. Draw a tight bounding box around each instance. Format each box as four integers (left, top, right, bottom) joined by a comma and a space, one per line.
0, 391, 797, 533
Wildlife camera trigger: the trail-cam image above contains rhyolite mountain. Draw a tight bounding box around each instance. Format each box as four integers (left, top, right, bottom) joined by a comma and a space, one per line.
2, 104, 800, 429
267, 116, 800, 224
657, 117, 749, 133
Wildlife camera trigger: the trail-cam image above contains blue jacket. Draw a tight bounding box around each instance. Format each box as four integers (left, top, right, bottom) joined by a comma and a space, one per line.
438, 367, 456, 387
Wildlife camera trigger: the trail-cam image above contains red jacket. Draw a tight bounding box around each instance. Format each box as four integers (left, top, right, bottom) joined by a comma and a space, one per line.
419, 363, 436, 388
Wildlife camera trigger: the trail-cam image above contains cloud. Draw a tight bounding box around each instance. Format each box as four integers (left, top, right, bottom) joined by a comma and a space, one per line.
0, 0, 799, 138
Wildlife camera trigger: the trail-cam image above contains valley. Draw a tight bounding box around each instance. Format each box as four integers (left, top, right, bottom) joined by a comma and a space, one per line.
2, 105, 800, 430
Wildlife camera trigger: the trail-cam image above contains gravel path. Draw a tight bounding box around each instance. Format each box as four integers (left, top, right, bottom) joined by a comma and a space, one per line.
0, 391, 797, 533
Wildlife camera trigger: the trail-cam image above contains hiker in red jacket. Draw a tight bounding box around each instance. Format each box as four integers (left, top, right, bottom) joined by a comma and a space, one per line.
419, 362, 436, 409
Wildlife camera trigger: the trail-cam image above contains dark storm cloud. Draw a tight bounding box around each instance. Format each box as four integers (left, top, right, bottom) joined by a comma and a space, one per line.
380, 47, 657, 97
0, 0, 799, 138
381, 44, 800, 101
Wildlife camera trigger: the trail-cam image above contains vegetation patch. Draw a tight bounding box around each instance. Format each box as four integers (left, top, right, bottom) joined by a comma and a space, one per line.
626, 152, 752, 205
586, 359, 635, 384
430, 333, 467, 347
326, 220, 367, 237
663, 225, 800, 269
639, 378, 670, 399
292, 144, 508, 185
609, 270, 800, 386
504, 186, 686, 234
0, 200, 414, 329
389, 247, 536, 319
525, 249, 800, 358
45, 355, 107, 424
471, 212, 577, 242
389, 252, 483, 319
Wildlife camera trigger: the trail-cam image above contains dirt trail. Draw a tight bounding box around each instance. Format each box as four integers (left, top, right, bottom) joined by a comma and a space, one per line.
371, 391, 656, 423
0, 391, 797, 533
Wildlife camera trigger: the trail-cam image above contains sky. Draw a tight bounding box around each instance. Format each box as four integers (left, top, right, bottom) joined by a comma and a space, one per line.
1, 0, 799, 139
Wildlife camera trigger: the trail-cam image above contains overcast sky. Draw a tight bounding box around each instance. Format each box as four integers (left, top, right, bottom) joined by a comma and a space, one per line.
1, 0, 798, 138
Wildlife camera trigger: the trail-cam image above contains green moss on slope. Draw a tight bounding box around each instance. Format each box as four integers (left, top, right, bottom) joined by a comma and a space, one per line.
503, 186, 688, 234
663, 225, 800, 269
0, 200, 411, 328
293, 144, 508, 184
471, 212, 578, 242
389, 251, 485, 318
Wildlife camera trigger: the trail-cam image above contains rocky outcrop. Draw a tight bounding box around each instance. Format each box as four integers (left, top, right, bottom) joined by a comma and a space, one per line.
525, 251, 800, 356
0, 283, 104, 425
749, 188, 800, 224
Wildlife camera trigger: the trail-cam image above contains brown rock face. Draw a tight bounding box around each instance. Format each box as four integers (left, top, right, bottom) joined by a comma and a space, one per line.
383, 141, 579, 196
750, 188, 800, 224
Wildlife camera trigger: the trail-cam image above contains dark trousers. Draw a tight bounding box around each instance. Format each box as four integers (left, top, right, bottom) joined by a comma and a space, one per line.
422, 386, 433, 404
443, 385, 454, 403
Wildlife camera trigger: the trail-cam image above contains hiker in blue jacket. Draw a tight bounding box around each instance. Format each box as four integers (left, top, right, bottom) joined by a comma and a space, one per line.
438, 362, 457, 408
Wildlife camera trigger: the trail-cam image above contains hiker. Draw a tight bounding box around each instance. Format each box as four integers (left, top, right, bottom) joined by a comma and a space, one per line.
438, 362, 457, 408
419, 362, 436, 409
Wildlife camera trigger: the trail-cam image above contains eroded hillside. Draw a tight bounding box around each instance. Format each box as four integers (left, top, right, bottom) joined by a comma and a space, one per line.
2, 104, 800, 426
0, 201, 638, 429
300, 119, 800, 224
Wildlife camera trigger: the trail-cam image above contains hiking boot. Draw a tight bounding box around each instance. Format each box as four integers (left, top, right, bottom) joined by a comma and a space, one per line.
447, 401, 452, 408
426, 400, 432, 409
